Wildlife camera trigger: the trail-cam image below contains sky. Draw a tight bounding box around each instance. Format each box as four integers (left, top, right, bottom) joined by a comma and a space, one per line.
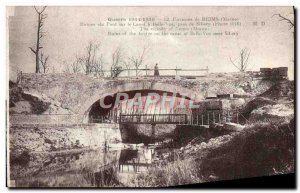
7, 6, 294, 79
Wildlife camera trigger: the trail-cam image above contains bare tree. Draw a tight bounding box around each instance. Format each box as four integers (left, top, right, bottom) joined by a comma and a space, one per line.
63, 56, 81, 73
272, 13, 294, 30
128, 46, 149, 76
78, 42, 104, 75
91, 55, 105, 78
39, 53, 49, 73
111, 47, 126, 78
70, 56, 82, 73
63, 61, 71, 73
123, 58, 133, 77
29, 6, 47, 73
272, 13, 294, 65
230, 48, 251, 72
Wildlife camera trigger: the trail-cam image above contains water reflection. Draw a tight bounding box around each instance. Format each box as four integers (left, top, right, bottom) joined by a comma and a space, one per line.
119, 149, 154, 173
11, 146, 155, 187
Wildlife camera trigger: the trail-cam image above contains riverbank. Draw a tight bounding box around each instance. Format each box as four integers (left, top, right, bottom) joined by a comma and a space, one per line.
129, 117, 294, 187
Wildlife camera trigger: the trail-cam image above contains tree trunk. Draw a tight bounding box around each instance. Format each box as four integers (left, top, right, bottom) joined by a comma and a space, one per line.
35, 14, 41, 73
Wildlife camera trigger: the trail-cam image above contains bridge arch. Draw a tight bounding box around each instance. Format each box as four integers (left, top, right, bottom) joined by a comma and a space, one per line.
77, 81, 205, 123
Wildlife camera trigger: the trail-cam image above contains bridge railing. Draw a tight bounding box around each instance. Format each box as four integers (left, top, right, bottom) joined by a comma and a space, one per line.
186, 110, 249, 126
90, 110, 249, 125
99, 66, 209, 78
119, 114, 187, 124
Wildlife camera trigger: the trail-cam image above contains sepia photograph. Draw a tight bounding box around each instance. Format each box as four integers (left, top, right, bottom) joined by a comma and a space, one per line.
6, 6, 295, 188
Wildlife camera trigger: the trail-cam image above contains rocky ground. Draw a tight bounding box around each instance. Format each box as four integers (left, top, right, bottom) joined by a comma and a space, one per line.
137, 88, 295, 187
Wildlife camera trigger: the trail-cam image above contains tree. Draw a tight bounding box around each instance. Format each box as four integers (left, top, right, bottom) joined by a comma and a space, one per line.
111, 47, 125, 78
128, 46, 149, 76
91, 54, 105, 78
70, 57, 82, 73
272, 13, 294, 30
39, 53, 49, 73
78, 42, 104, 75
63, 56, 81, 73
272, 13, 294, 66
29, 6, 47, 73
230, 48, 251, 72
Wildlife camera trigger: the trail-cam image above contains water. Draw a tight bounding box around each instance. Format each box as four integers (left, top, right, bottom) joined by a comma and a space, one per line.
10, 145, 158, 187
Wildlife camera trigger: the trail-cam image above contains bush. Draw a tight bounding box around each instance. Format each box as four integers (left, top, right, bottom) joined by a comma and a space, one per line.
10, 150, 31, 166
199, 120, 294, 181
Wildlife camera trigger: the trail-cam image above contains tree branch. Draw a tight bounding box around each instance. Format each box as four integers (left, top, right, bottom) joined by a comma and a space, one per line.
272, 13, 294, 29
29, 47, 36, 54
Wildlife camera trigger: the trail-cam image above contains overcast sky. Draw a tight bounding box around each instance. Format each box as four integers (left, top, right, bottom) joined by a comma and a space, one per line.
8, 6, 294, 79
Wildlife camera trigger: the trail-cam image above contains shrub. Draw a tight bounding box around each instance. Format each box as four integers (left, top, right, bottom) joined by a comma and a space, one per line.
198, 120, 294, 181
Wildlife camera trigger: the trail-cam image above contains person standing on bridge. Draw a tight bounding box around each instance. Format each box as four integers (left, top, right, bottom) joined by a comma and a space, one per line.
154, 63, 160, 76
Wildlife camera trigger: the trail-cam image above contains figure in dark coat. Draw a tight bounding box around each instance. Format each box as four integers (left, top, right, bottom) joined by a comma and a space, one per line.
154, 63, 159, 76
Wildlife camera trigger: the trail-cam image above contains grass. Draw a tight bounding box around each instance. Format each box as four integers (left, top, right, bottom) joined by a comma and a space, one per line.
129, 118, 294, 187
13, 166, 122, 187
129, 158, 202, 187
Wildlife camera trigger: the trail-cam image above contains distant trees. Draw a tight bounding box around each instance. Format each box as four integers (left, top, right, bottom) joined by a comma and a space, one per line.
110, 47, 125, 78
230, 48, 251, 72
63, 57, 81, 73
29, 6, 48, 73
63, 41, 105, 76
77, 42, 102, 75
62, 43, 151, 78
128, 46, 150, 76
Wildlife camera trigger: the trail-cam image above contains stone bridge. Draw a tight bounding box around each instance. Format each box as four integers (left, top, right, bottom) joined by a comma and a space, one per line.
14, 73, 273, 124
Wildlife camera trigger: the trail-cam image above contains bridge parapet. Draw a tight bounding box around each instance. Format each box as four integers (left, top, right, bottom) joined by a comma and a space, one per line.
14, 73, 274, 122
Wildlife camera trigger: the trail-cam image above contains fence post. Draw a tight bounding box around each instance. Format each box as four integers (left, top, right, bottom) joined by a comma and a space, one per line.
206, 66, 209, 76
146, 65, 148, 76
207, 113, 210, 125
228, 111, 230, 122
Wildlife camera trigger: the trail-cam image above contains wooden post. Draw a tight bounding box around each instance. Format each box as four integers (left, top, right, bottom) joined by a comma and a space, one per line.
237, 112, 239, 124
151, 124, 156, 143
201, 115, 204, 125
213, 112, 215, 123
196, 114, 199, 125
228, 111, 230, 122
219, 113, 221, 123
206, 66, 209, 76
145, 65, 148, 76
185, 114, 188, 124
207, 113, 209, 125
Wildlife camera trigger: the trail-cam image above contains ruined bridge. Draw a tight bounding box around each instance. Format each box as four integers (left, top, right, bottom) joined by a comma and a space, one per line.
12, 73, 273, 125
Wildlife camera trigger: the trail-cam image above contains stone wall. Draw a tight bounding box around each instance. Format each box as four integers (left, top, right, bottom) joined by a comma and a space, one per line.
9, 114, 83, 125
16, 73, 274, 118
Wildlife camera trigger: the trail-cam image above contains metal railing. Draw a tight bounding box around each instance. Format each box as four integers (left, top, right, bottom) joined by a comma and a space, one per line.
119, 114, 187, 124
100, 66, 209, 78
90, 110, 249, 126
